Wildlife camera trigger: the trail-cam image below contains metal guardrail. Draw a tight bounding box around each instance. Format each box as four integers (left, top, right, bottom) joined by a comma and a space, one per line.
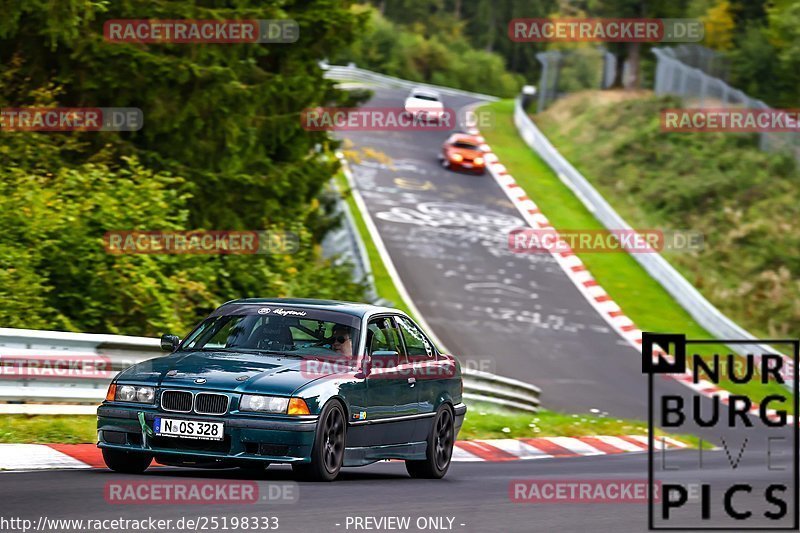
513, 96, 795, 379
321, 62, 499, 102
0, 328, 540, 413
321, 178, 379, 304
462, 370, 541, 413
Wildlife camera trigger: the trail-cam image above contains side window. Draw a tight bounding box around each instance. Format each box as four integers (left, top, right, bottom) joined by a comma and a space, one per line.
366, 319, 389, 355
366, 318, 403, 357
395, 316, 434, 362
382, 318, 406, 365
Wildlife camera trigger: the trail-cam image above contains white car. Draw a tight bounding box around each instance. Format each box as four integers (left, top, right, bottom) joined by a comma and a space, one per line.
404, 88, 445, 121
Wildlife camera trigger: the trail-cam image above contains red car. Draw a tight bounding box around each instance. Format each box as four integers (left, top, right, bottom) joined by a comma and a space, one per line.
439, 133, 486, 174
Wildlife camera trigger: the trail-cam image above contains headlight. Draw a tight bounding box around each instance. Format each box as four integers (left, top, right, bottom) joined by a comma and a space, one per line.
136, 387, 156, 403
114, 384, 156, 404
241, 394, 290, 413
474, 157, 484, 165
451, 153, 463, 162
117, 385, 136, 402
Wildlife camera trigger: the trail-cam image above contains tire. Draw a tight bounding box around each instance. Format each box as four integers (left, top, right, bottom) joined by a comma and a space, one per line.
292, 401, 346, 481
406, 405, 454, 479
102, 448, 152, 474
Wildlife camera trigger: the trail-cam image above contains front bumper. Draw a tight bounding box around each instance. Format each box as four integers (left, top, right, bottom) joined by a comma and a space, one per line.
97, 405, 318, 464
448, 159, 485, 173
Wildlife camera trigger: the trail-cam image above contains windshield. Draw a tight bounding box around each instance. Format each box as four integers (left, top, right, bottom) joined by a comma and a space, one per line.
180, 313, 360, 360
452, 141, 479, 150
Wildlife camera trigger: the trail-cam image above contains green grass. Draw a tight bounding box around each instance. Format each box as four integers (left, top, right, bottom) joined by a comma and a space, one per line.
0, 415, 96, 444
479, 99, 792, 409
534, 91, 800, 342
460, 403, 708, 448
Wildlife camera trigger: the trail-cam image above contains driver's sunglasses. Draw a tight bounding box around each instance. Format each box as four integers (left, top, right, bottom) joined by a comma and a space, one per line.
333, 335, 349, 343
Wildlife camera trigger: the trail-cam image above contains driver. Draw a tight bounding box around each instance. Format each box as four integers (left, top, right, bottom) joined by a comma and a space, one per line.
331, 325, 353, 360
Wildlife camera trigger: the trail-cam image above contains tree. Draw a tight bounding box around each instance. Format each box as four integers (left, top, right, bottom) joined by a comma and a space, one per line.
586, 0, 689, 89
0, 1, 369, 334
700, 0, 736, 50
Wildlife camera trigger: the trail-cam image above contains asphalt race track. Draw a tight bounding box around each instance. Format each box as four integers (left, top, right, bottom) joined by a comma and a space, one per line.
2, 447, 793, 532
2, 86, 795, 533
340, 87, 678, 420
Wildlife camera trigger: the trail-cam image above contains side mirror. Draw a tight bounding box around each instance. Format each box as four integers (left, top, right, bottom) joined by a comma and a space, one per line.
160, 334, 180, 352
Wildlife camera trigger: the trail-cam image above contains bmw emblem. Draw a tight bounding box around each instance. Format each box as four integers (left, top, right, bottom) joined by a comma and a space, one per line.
258, 307, 271, 315
194, 378, 206, 384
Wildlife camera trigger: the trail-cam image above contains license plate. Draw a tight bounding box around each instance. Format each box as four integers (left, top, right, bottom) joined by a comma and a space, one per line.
462, 163, 473, 168
154, 417, 224, 441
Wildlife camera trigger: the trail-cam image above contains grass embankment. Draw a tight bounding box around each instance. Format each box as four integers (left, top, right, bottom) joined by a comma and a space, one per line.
535, 91, 799, 341
1, 415, 96, 444
1, 411, 706, 448
480, 98, 793, 409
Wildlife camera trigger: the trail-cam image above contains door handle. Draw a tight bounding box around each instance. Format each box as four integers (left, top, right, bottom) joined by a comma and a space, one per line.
407, 377, 416, 387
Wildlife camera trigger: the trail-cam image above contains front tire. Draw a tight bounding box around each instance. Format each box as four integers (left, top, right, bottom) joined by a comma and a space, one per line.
102, 448, 152, 474
406, 405, 454, 479
292, 401, 346, 481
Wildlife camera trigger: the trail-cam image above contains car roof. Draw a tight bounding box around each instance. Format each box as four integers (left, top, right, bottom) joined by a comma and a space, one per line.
219, 298, 400, 318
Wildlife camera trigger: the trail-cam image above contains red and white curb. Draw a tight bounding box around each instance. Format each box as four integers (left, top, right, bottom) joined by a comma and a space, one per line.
467, 124, 792, 425
0, 436, 686, 471
452, 435, 686, 462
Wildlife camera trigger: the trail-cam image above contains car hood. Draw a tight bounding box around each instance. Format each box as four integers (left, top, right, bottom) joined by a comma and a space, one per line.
116, 350, 340, 396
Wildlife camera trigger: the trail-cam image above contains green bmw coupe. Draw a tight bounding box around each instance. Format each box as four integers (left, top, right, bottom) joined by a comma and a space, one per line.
97, 299, 466, 481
